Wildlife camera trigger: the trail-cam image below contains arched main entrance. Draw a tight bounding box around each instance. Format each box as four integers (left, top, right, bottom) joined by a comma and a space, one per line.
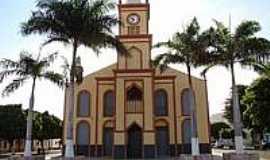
127, 123, 142, 158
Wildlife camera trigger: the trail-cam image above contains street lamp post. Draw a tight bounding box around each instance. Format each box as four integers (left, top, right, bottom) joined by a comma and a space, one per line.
75, 57, 83, 84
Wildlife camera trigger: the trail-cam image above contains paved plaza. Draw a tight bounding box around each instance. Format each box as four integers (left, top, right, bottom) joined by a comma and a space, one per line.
1, 149, 270, 159
212, 149, 270, 160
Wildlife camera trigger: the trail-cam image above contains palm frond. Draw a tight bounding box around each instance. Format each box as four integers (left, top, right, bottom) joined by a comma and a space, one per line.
60, 56, 70, 81
22, 0, 122, 58
0, 69, 19, 83
106, 34, 128, 56
204, 19, 270, 70
244, 38, 270, 61
153, 17, 218, 74
0, 59, 20, 69
154, 41, 177, 49
88, 0, 115, 16
19, 51, 36, 67
1, 49, 64, 97
80, 32, 128, 56
252, 62, 270, 77
21, 10, 67, 37
36, 0, 58, 9
42, 36, 70, 47
235, 21, 261, 39
152, 53, 170, 72
154, 41, 168, 48
252, 63, 266, 74
200, 63, 216, 77
41, 71, 65, 88
39, 52, 59, 68
153, 53, 186, 72
2, 77, 28, 97
152, 53, 167, 68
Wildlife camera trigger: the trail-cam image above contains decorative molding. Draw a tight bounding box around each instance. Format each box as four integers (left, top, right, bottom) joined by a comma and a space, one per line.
154, 76, 176, 80
117, 34, 152, 39
114, 69, 154, 73
119, 4, 150, 9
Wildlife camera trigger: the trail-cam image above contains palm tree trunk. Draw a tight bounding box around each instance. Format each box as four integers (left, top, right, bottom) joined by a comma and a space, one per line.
64, 41, 78, 159
187, 65, 200, 156
24, 77, 37, 159
230, 63, 244, 153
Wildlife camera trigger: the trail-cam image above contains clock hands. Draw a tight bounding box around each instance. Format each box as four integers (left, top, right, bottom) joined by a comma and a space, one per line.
128, 14, 140, 25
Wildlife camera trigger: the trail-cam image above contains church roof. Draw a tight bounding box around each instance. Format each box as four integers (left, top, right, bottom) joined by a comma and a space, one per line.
83, 63, 204, 82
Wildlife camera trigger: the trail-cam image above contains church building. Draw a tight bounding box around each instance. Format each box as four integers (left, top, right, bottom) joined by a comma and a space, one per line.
63, 0, 210, 158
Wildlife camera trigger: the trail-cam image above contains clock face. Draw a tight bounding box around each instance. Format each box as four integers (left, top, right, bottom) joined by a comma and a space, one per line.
127, 14, 140, 25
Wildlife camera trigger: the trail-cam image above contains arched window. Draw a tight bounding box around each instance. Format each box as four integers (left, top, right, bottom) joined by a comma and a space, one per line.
181, 89, 194, 116
78, 91, 91, 117
104, 91, 114, 117
182, 119, 191, 144
77, 121, 90, 145
127, 86, 143, 113
155, 90, 168, 116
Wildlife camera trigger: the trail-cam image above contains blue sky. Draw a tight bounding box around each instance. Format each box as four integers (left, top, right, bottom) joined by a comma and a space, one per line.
0, 0, 270, 119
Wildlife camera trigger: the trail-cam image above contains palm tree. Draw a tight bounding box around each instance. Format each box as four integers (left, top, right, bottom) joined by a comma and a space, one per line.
153, 18, 211, 156
0, 51, 64, 158
202, 20, 270, 153
21, 0, 126, 158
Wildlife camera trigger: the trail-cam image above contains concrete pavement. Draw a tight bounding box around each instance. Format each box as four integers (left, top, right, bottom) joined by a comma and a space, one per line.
212, 148, 270, 160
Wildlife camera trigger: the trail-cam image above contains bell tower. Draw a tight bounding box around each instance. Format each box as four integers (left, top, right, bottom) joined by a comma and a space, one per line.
117, 0, 152, 70
114, 1, 155, 159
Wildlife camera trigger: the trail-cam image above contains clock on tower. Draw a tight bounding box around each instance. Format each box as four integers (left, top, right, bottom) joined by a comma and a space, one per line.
127, 14, 140, 25
117, 0, 152, 70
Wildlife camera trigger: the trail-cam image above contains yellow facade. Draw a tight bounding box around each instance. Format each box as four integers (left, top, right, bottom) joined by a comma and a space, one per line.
63, 0, 210, 158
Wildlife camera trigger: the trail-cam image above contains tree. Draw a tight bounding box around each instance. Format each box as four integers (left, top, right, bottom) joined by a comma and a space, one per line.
211, 122, 231, 140
242, 77, 270, 145
32, 111, 44, 153
202, 20, 270, 153
45, 112, 62, 140
0, 105, 62, 154
153, 17, 211, 155
32, 111, 62, 154
0, 52, 64, 158
0, 104, 26, 152
21, 0, 127, 158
